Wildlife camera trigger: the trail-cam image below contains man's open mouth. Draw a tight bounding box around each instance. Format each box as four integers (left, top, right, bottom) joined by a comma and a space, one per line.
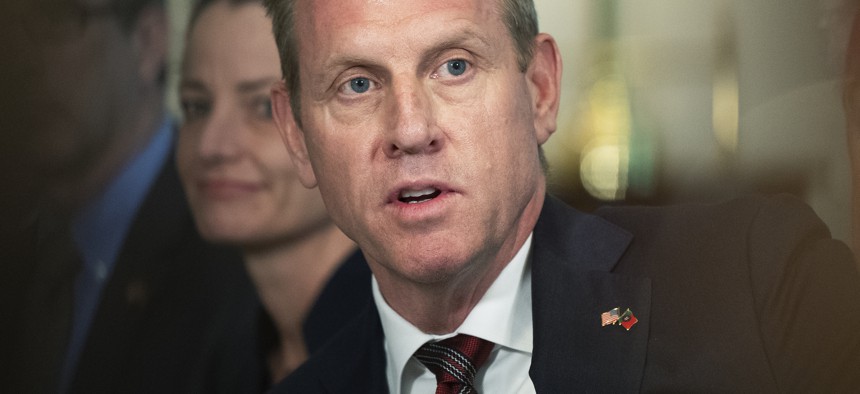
398, 187, 442, 204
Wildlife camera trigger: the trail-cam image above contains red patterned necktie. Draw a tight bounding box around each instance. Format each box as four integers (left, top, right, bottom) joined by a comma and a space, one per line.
414, 334, 495, 394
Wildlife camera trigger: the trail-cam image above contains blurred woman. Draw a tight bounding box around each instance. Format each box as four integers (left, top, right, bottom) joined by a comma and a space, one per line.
176, 0, 371, 386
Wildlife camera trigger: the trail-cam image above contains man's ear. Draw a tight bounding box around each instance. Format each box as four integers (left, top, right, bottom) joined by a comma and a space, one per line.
132, 4, 168, 86
525, 33, 563, 145
271, 81, 319, 188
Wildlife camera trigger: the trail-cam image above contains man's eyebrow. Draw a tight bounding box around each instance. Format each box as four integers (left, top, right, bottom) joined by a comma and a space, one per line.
423, 29, 492, 57
314, 28, 494, 86
317, 55, 383, 82
415, 30, 493, 73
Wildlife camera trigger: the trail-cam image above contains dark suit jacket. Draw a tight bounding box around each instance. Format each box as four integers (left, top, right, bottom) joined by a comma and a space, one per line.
272, 194, 860, 393
3, 154, 259, 393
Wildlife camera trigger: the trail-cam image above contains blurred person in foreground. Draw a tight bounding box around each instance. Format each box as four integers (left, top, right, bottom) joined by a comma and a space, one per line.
176, 0, 371, 388
0, 0, 256, 392
262, 0, 860, 392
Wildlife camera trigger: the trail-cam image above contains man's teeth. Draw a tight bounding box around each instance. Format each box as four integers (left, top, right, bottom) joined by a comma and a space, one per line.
399, 188, 442, 203
401, 188, 436, 198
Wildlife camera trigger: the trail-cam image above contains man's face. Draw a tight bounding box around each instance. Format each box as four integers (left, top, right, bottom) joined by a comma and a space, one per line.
279, 0, 559, 286
20, 0, 146, 200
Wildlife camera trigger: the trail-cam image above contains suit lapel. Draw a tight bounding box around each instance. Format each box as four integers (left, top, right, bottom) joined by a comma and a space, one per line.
529, 196, 651, 393
317, 301, 389, 394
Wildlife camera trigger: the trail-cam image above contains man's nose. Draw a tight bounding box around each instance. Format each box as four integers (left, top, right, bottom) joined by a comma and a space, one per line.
383, 80, 443, 158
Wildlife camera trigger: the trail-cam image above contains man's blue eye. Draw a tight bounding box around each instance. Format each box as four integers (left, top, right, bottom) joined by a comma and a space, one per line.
447, 60, 467, 76
350, 77, 371, 93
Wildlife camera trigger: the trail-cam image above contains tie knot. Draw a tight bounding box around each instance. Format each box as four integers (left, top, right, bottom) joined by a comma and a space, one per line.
414, 334, 494, 394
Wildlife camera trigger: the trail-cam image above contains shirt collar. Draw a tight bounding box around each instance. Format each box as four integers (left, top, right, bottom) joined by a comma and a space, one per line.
374, 233, 534, 393
71, 117, 174, 270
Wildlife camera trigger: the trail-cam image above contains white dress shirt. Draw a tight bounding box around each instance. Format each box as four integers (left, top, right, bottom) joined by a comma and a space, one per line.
373, 234, 537, 394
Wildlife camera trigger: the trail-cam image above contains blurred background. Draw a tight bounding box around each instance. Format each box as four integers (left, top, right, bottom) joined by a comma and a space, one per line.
165, 0, 854, 243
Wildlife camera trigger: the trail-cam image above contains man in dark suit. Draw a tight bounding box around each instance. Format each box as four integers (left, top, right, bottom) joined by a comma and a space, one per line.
263, 0, 860, 392
0, 0, 256, 392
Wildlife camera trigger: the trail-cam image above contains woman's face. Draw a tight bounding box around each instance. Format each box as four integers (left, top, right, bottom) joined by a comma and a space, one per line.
177, 2, 330, 247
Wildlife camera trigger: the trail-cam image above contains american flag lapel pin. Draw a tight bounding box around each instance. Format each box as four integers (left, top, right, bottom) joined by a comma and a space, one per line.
601, 307, 638, 330
601, 307, 620, 326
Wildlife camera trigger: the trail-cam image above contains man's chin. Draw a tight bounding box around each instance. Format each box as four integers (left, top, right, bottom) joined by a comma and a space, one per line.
396, 255, 478, 286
